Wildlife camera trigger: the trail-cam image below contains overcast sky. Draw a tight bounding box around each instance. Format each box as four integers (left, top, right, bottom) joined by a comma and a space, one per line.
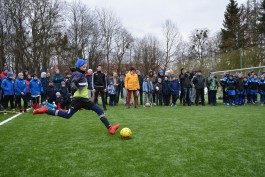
76, 0, 246, 41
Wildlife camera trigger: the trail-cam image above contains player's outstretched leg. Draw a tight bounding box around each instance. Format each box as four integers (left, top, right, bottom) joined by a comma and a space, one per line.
91, 104, 120, 134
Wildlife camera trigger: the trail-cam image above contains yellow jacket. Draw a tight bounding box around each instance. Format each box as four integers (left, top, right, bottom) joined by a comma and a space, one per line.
125, 72, 140, 90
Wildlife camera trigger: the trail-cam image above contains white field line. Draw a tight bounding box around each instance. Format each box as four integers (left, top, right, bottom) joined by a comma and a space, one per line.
0, 108, 32, 126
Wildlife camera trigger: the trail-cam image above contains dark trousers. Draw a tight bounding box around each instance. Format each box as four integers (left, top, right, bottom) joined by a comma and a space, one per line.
163, 94, 170, 106
172, 95, 178, 105
109, 94, 115, 106
41, 93, 47, 102
139, 89, 143, 105
179, 88, 184, 104
115, 88, 120, 104
16, 95, 28, 110
156, 93, 163, 106
195, 88, 205, 105
152, 93, 156, 103
3, 95, 15, 109
183, 88, 191, 105
94, 87, 107, 110
209, 90, 217, 105
223, 89, 228, 104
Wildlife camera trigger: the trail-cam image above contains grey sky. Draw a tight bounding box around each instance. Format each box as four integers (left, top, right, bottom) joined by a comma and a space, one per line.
79, 0, 246, 41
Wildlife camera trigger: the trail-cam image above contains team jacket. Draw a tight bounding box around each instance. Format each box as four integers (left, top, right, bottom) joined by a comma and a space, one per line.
30, 79, 43, 96
1, 78, 15, 95
15, 78, 27, 96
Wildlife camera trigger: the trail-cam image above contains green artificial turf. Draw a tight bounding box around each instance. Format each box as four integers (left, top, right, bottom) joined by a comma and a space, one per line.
0, 103, 264, 177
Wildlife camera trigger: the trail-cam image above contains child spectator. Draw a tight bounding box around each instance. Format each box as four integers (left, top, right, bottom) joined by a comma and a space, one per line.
162, 76, 171, 106
25, 74, 32, 108
1, 72, 15, 114
60, 81, 68, 100
154, 78, 163, 106
259, 75, 265, 106
243, 77, 249, 105
33, 100, 57, 114
55, 92, 63, 109
61, 93, 72, 109
15, 73, 27, 112
47, 81, 56, 104
107, 81, 116, 106
249, 74, 259, 104
208, 74, 219, 106
220, 72, 229, 105
169, 77, 180, 107
143, 75, 154, 107
29, 74, 43, 109
235, 73, 245, 105
40, 72, 48, 102
226, 74, 236, 106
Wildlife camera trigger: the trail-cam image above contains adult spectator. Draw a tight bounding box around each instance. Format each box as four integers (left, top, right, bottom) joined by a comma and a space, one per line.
136, 70, 143, 105
112, 71, 120, 105
86, 69, 93, 99
192, 70, 205, 106
180, 68, 192, 106
92, 65, 107, 111
52, 68, 64, 92
125, 67, 140, 108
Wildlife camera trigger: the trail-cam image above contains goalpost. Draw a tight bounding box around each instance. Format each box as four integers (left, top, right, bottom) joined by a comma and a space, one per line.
212, 66, 265, 75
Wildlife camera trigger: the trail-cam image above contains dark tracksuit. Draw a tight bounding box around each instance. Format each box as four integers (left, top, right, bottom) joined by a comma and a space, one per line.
180, 73, 192, 106
154, 82, 163, 106
92, 71, 107, 110
193, 75, 205, 106
227, 78, 236, 105
162, 80, 171, 106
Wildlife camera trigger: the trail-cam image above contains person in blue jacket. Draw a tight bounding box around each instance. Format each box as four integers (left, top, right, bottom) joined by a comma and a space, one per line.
169, 76, 180, 107
162, 76, 171, 106
29, 74, 43, 109
143, 75, 154, 107
249, 73, 260, 104
1, 72, 15, 115
226, 74, 236, 106
15, 73, 27, 112
259, 75, 265, 105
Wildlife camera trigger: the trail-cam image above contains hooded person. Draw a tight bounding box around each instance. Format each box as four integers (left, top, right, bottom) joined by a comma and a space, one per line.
33, 58, 120, 135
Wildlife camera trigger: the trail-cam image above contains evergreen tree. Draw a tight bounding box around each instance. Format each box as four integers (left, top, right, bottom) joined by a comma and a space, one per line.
221, 0, 242, 52
258, 0, 265, 44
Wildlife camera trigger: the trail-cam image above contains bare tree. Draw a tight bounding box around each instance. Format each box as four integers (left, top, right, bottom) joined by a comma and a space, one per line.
162, 19, 181, 71
97, 8, 121, 74
112, 28, 133, 75
189, 28, 209, 70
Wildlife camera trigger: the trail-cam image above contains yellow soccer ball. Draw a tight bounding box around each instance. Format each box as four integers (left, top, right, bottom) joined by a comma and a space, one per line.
120, 127, 132, 139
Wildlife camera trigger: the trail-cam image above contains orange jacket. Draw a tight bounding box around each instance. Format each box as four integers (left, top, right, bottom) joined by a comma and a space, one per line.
125, 72, 140, 90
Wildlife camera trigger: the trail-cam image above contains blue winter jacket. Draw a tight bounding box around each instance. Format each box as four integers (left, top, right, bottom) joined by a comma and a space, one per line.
30, 79, 43, 96
143, 81, 154, 93
15, 78, 27, 96
1, 78, 15, 95
169, 79, 180, 95
162, 80, 170, 95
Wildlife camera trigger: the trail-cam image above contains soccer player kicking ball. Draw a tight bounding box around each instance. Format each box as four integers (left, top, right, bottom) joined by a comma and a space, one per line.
33, 59, 120, 135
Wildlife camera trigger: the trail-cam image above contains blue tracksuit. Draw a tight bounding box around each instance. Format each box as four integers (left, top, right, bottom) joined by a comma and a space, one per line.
259, 79, 265, 104
15, 78, 27, 96
227, 78, 236, 105
1, 78, 15, 96
30, 79, 43, 96
249, 78, 259, 103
